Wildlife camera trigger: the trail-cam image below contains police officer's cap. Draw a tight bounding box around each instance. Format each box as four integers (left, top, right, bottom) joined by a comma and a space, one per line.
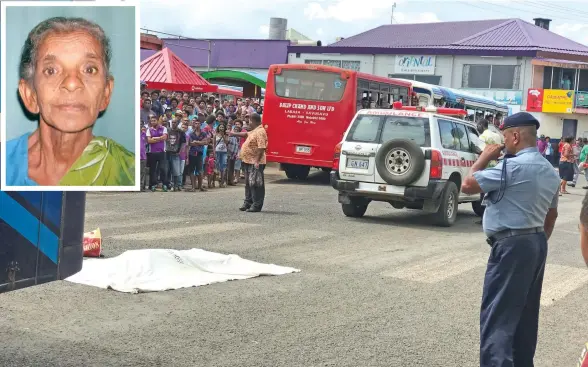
499, 112, 540, 131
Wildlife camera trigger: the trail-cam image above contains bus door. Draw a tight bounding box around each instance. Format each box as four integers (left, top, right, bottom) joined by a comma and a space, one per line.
0, 191, 85, 293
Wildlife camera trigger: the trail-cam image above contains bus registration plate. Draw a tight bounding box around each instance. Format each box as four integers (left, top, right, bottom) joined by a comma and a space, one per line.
347, 159, 369, 169
296, 145, 311, 154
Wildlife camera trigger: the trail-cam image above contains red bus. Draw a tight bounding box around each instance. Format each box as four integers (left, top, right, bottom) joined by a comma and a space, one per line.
263, 64, 413, 179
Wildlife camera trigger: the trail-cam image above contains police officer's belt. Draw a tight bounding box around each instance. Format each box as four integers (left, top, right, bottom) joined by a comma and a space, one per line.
486, 227, 544, 246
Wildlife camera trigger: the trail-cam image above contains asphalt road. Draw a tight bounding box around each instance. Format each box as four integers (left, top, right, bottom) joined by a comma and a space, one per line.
1, 168, 587, 367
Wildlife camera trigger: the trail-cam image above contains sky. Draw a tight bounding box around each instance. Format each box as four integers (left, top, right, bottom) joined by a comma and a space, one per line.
138, 0, 588, 46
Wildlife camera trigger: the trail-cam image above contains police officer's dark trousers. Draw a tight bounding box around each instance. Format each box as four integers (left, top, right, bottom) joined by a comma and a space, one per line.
480, 232, 547, 367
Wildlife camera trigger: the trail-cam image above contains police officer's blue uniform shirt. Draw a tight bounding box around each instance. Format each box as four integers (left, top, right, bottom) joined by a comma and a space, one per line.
473, 114, 560, 237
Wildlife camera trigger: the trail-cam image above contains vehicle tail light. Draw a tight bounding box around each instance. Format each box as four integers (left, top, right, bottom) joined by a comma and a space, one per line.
332, 142, 342, 170
430, 150, 443, 179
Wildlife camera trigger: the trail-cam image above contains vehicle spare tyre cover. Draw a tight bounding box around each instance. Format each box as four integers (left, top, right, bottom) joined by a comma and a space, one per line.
375, 139, 426, 186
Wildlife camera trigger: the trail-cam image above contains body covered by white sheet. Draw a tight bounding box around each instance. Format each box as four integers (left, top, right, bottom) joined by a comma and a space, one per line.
66, 248, 300, 293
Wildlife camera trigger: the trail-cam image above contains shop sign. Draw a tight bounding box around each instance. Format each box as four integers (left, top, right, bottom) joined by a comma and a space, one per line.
460, 89, 522, 105
394, 55, 435, 75
526, 88, 544, 112
542, 89, 574, 114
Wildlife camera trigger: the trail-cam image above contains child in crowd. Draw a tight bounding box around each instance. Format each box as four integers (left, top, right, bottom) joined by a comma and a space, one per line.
206, 149, 216, 188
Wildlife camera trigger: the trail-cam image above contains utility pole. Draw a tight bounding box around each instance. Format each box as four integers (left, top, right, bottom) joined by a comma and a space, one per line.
391, 2, 396, 24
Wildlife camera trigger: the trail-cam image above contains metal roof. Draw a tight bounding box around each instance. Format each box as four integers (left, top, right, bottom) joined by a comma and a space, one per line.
141, 39, 290, 69
290, 19, 588, 57
140, 48, 217, 92
199, 69, 267, 89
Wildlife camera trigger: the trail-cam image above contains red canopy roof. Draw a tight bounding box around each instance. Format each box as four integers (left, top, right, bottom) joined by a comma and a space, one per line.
140, 47, 218, 93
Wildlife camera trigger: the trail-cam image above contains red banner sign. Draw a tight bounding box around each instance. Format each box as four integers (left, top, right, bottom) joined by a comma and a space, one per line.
526, 88, 544, 112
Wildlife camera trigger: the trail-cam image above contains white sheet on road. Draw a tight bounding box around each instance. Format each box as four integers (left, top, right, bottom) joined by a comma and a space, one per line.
65, 248, 301, 293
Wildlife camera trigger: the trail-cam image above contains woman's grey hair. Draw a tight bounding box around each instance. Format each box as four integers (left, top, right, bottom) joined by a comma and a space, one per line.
19, 17, 112, 83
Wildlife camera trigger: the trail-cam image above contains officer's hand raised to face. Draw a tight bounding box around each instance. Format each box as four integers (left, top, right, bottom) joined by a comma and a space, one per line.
480, 144, 504, 161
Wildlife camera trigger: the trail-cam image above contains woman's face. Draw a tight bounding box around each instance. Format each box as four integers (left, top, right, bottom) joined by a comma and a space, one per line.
219, 124, 226, 132
22, 31, 114, 133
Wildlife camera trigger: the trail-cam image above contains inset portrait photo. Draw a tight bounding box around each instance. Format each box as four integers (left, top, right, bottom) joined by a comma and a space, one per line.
1, 1, 139, 191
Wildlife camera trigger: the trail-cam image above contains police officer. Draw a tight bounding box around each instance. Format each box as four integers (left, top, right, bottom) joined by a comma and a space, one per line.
461, 112, 560, 367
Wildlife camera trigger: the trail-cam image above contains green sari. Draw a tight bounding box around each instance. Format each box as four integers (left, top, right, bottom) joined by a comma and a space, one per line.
59, 136, 135, 186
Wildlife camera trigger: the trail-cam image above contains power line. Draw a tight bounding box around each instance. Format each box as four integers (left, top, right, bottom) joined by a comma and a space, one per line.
475, 0, 588, 23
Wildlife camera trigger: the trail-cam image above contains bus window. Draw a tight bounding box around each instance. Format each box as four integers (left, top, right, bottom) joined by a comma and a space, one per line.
274, 70, 347, 102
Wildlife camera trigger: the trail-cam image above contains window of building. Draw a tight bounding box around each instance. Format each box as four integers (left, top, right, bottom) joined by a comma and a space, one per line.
461, 64, 520, 89
388, 74, 442, 85
323, 60, 342, 68
542, 66, 577, 90
304, 59, 361, 72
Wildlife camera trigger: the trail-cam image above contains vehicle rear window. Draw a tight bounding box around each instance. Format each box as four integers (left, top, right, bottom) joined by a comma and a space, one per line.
346, 115, 431, 147
274, 70, 347, 102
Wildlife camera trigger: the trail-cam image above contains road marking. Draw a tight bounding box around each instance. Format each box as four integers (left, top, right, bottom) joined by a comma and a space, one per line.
85, 217, 203, 231
84, 210, 131, 219
541, 264, 588, 307
108, 222, 260, 241
382, 251, 486, 283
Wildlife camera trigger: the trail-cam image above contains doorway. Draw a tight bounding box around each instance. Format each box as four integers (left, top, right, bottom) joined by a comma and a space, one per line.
562, 119, 578, 138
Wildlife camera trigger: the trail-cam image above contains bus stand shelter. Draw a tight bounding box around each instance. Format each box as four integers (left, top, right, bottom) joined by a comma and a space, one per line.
140, 48, 218, 93
199, 70, 266, 98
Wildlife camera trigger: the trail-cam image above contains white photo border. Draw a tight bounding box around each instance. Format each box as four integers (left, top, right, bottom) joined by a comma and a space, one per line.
1, 0, 140, 192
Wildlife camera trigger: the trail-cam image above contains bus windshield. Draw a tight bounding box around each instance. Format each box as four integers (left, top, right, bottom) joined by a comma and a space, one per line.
274, 69, 347, 102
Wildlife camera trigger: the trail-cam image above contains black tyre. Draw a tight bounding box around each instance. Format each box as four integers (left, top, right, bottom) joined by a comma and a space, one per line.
434, 181, 459, 227
284, 166, 297, 179
296, 165, 310, 180
376, 139, 425, 186
342, 202, 368, 218
472, 200, 485, 217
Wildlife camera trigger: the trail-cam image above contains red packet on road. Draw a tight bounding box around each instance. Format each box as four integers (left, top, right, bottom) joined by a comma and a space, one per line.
578, 342, 588, 367
83, 228, 102, 257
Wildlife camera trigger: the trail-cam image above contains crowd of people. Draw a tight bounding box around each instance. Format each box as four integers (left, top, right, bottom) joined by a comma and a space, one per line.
138, 87, 264, 193
537, 135, 588, 191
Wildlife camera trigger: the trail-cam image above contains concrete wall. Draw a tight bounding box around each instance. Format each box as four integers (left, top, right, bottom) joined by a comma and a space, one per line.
287, 53, 527, 91
528, 112, 588, 138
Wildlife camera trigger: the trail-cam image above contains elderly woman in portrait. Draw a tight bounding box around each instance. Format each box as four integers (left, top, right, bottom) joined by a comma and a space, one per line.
5, 17, 134, 186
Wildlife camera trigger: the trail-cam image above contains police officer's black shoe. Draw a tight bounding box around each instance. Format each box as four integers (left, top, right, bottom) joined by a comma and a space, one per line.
568, 183, 576, 187
239, 205, 250, 211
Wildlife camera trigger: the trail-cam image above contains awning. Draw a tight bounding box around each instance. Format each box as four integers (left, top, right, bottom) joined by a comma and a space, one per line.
532, 58, 588, 70
140, 48, 218, 93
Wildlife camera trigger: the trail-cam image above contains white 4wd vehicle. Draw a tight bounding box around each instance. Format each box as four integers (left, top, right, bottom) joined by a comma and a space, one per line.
330, 108, 485, 227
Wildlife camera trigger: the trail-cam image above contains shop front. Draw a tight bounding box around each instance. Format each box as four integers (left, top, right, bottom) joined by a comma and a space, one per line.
526, 88, 588, 138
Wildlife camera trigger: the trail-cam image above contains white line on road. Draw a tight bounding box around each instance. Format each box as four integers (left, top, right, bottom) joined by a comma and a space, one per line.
381, 251, 486, 283
108, 222, 260, 241
85, 217, 206, 231
541, 264, 588, 307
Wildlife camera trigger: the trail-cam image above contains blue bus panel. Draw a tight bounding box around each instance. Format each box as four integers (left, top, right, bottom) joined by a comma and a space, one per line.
0, 191, 86, 293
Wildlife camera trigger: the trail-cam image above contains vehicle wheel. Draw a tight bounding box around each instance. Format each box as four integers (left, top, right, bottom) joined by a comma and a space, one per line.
284, 166, 297, 179
375, 139, 425, 186
295, 165, 310, 180
342, 202, 368, 218
471, 200, 485, 217
434, 181, 458, 227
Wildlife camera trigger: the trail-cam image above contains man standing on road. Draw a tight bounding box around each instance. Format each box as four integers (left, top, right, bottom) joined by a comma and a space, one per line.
461, 112, 560, 367
230, 113, 267, 212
